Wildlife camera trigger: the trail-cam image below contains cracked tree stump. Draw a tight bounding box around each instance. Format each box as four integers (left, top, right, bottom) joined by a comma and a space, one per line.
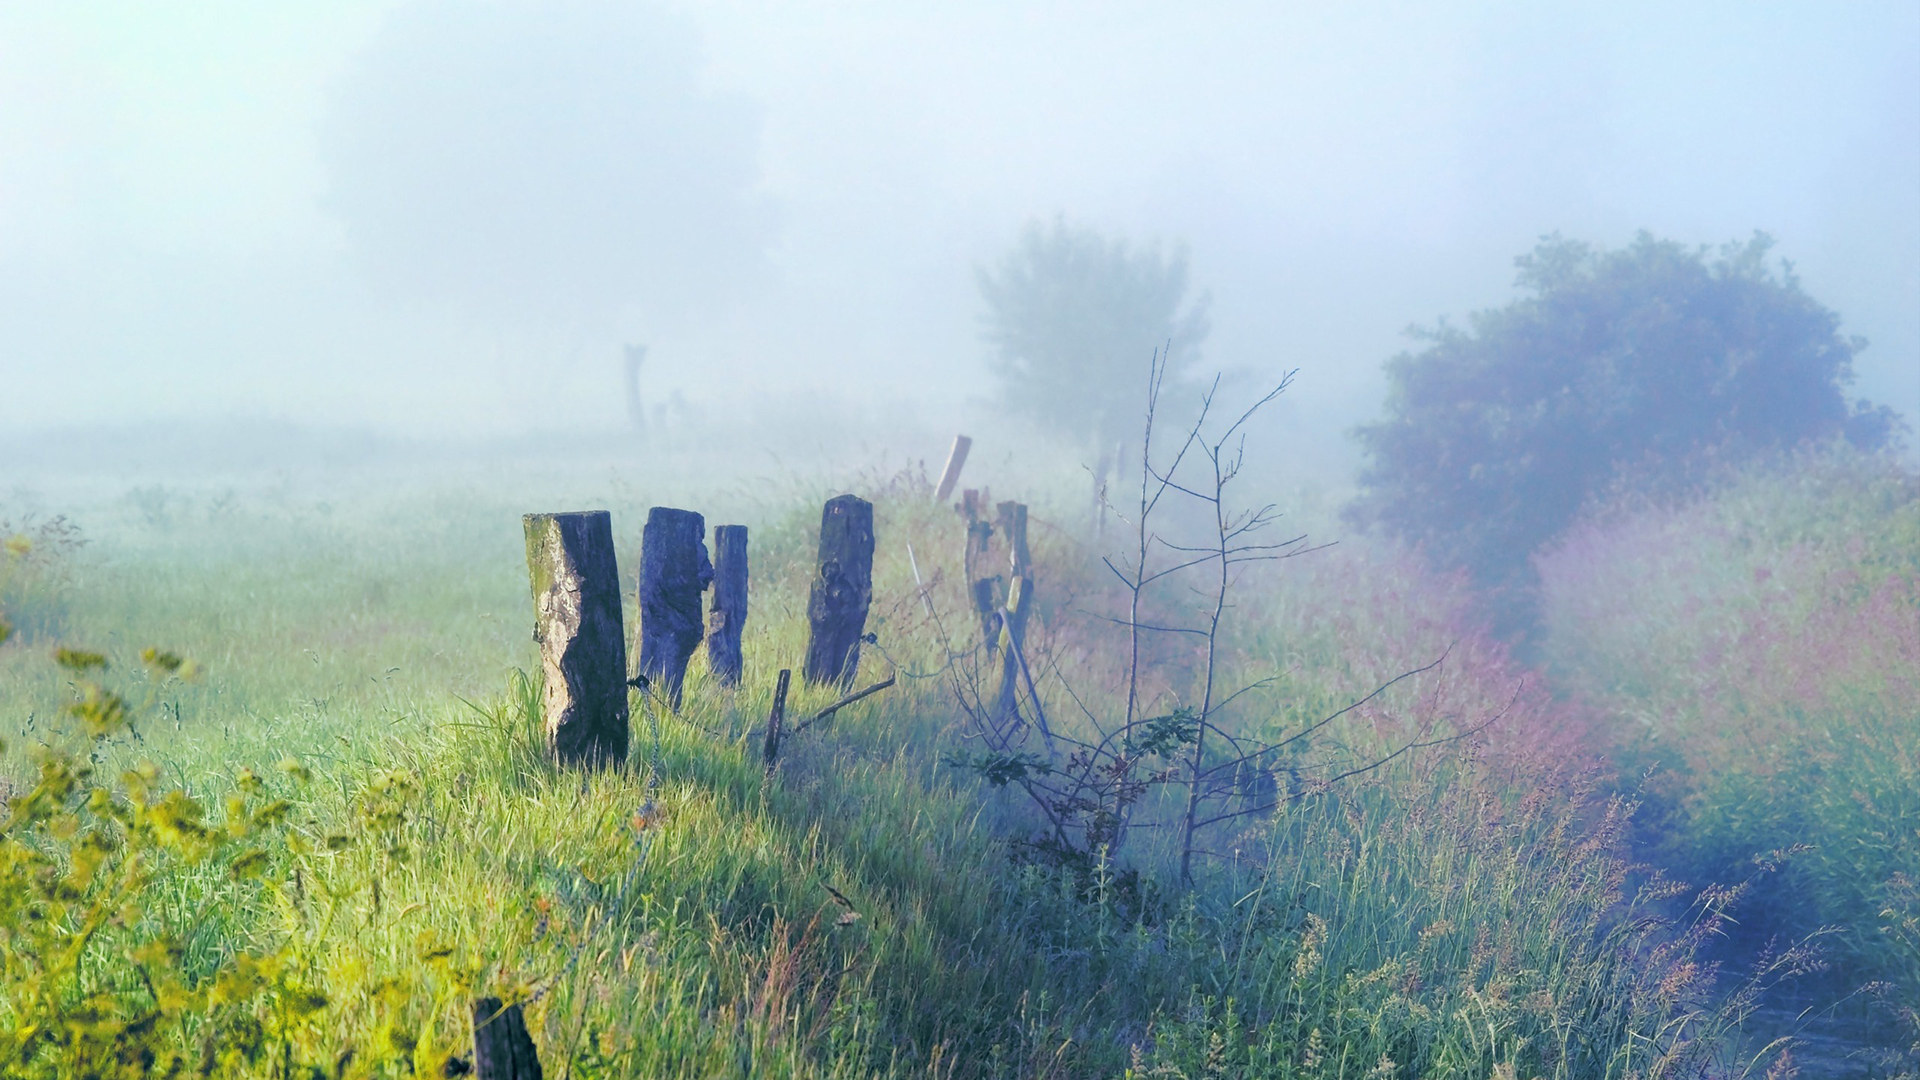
705, 524, 748, 688
472, 997, 542, 1080
803, 495, 874, 689
638, 507, 713, 707
523, 511, 629, 769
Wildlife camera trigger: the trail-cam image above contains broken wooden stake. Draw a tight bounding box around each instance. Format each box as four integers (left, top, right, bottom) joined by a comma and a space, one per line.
638, 506, 712, 707
933, 434, 972, 503
472, 997, 542, 1080
763, 668, 791, 769
523, 511, 629, 769
706, 524, 748, 688
803, 495, 874, 689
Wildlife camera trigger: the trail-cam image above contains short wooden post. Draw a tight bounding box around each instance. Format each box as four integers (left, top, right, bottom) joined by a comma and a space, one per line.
961, 490, 1001, 651
763, 668, 791, 769
994, 502, 1033, 721
933, 434, 973, 503
803, 495, 874, 689
638, 507, 712, 707
472, 997, 542, 1080
705, 525, 748, 688
524, 512, 628, 768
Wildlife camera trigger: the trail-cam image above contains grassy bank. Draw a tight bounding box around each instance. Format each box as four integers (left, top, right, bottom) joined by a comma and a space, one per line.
0, 460, 1878, 1077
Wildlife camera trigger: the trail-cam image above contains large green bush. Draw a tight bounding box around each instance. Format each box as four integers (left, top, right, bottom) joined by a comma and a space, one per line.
1349, 232, 1900, 641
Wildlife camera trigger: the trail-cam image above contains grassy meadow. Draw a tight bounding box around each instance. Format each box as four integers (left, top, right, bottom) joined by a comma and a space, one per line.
1, 443, 1915, 1078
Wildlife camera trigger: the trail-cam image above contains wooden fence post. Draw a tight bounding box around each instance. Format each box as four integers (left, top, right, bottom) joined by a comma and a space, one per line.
472, 997, 542, 1080
933, 434, 972, 503
961, 489, 1001, 652
705, 524, 748, 688
803, 495, 874, 689
994, 502, 1033, 721
638, 507, 713, 707
524, 511, 628, 768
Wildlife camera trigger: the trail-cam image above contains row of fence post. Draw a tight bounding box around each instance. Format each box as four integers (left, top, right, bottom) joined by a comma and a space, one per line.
491, 438, 982, 1075
523, 495, 877, 769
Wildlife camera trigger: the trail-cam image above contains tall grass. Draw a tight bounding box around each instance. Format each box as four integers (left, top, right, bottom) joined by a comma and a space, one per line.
0, 466, 1774, 1076
1538, 446, 1920, 1032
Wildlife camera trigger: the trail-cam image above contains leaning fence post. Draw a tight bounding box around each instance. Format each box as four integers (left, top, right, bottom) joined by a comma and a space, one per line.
638, 507, 712, 708
803, 495, 874, 689
933, 434, 973, 503
472, 997, 542, 1080
524, 511, 629, 769
763, 668, 791, 769
706, 525, 748, 688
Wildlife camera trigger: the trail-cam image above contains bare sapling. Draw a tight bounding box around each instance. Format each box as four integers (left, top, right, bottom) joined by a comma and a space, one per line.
944, 348, 1506, 886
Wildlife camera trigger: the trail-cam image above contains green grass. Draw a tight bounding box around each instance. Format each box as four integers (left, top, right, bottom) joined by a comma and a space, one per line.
0, 464, 1804, 1077
1538, 446, 1920, 1051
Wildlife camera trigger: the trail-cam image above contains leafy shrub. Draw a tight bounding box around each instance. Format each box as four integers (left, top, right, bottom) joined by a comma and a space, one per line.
1349, 231, 1901, 642
0, 647, 465, 1077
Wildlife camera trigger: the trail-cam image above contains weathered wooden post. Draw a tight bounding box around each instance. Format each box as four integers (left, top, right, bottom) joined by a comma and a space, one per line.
994, 501, 1034, 721
705, 524, 748, 688
961, 489, 1002, 652
523, 511, 628, 768
472, 997, 542, 1080
638, 507, 712, 708
803, 495, 874, 689
933, 434, 972, 503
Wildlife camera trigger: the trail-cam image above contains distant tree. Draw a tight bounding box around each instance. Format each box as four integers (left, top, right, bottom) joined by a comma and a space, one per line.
977, 217, 1210, 456
1348, 231, 1901, 640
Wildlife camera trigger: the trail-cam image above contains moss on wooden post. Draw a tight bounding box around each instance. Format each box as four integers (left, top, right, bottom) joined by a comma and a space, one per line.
523, 511, 629, 769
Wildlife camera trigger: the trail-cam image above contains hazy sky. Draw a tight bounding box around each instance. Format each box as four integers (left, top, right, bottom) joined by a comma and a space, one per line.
3, 1, 1915, 445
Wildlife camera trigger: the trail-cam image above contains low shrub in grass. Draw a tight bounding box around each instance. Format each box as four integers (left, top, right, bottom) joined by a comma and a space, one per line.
1538, 446, 1920, 1015
0, 647, 451, 1076
0, 516, 84, 644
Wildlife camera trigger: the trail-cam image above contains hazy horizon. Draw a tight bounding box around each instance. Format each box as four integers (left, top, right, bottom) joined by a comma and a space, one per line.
4, 1, 1915, 459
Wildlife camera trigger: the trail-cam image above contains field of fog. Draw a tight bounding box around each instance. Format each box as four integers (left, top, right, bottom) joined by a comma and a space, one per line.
2, 1, 1914, 463
3, 4, 1918, 1077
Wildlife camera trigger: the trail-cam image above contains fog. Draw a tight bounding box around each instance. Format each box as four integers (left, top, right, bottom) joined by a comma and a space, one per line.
3, 1, 1915, 467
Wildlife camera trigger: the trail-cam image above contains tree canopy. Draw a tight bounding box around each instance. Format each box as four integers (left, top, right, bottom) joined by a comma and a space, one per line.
977, 217, 1210, 450
1348, 231, 1900, 638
